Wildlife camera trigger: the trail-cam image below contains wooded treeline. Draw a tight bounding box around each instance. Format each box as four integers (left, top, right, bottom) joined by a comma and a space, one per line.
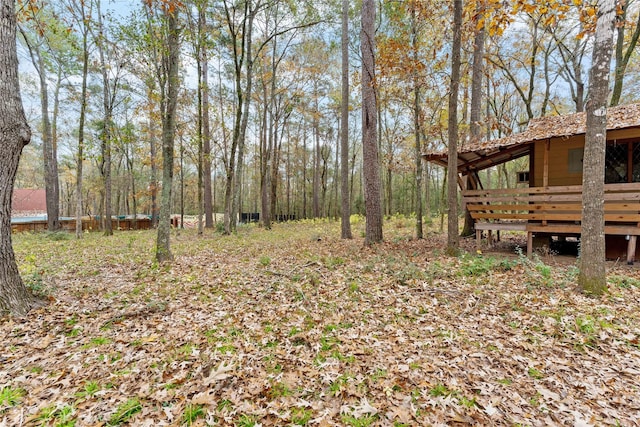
13, 0, 640, 233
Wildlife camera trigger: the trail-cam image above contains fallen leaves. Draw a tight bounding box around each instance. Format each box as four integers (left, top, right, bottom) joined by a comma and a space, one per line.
1, 221, 640, 426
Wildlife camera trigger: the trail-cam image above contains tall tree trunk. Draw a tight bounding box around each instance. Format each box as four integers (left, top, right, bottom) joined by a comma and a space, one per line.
223, 0, 256, 234
579, 0, 615, 294
149, 110, 159, 227
385, 120, 393, 215
22, 37, 61, 232
302, 124, 308, 218
41, 58, 59, 230
269, 113, 286, 223
126, 146, 138, 228
180, 136, 185, 228
462, 1, 485, 237
156, 7, 180, 263
340, 0, 352, 239
411, 6, 423, 239
193, 7, 204, 236
197, 57, 204, 235
260, 78, 271, 229
200, 5, 213, 228
0, 0, 42, 316
361, 0, 383, 244
97, 0, 113, 236
76, 1, 90, 238
313, 81, 321, 218
232, 44, 254, 233
446, 0, 462, 255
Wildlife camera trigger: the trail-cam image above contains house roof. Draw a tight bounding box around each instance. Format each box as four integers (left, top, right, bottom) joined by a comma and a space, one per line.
424, 103, 640, 174
12, 189, 47, 214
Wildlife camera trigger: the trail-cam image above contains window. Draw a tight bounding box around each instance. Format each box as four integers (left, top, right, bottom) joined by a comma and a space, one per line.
605, 143, 628, 183
517, 171, 530, 183
568, 148, 584, 173
633, 143, 640, 182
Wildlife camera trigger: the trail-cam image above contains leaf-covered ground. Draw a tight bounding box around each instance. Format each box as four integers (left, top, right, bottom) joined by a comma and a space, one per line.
1, 217, 639, 426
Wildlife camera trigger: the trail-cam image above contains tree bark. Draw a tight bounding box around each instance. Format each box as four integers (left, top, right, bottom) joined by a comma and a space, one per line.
155, 6, 180, 263
75, 0, 90, 239
96, 0, 113, 236
222, 0, 256, 234
149, 108, 159, 227
340, 0, 352, 239
462, 2, 485, 238
231, 11, 255, 233
410, 5, 423, 239
313, 80, 321, 219
446, 0, 462, 255
200, 5, 213, 228
579, 0, 615, 295
21, 32, 60, 232
0, 0, 42, 316
197, 54, 204, 235
361, 0, 383, 244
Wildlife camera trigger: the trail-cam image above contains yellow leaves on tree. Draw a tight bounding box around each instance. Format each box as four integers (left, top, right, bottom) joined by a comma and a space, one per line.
142, 0, 184, 15
475, 0, 612, 39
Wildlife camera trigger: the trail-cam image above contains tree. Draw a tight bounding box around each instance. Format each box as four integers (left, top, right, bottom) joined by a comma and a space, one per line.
410, 2, 424, 240
361, 0, 383, 244
0, 0, 42, 316
579, 0, 616, 295
18, 4, 61, 232
199, 2, 213, 229
340, 0, 352, 239
552, 21, 589, 112
486, 4, 560, 121
154, 2, 181, 262
462, 0, 486, 237
220, 0, 256, 234
122, 7, 162, 228
446, 0, 462, 255
610, 0, 640, 106
66, 0, 92, 239
94, 0, 123, 236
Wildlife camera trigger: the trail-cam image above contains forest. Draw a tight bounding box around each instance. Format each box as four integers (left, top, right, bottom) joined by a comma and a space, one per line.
1, 0, 640, 425
13, 0, 640, 234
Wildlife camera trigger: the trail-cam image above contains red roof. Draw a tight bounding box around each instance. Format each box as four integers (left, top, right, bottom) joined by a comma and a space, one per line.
12, 189, 47, 214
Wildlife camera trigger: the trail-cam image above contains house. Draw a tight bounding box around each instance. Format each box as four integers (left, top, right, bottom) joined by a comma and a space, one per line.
12, 188, 47, 217
423, 103, 640, 263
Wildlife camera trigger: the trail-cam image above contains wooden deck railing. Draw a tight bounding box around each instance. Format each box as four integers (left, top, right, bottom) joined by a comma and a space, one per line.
11, 217, 153, 233
462, 183, 640, 262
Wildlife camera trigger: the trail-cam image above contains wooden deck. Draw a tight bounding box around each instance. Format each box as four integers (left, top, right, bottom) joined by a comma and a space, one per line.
463, 183, 640, 263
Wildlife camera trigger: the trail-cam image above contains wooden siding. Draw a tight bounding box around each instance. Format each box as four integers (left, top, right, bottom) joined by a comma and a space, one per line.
533, 136, 583, 186
531, 128, 640, 187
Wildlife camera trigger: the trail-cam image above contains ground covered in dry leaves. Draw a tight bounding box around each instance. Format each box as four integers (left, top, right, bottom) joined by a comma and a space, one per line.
1, 217, 639, 426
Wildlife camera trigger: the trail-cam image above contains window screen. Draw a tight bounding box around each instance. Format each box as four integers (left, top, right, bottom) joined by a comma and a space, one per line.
605, 143, 628, 183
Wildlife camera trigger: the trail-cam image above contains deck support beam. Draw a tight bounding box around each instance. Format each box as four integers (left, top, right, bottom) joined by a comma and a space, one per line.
627, 235, 637, 265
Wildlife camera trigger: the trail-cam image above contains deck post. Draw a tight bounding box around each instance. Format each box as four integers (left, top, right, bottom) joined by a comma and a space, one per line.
543, 139, 550, 187
627, 235, 637, 265
527, 232, 533, 257
476, 229, 482, 249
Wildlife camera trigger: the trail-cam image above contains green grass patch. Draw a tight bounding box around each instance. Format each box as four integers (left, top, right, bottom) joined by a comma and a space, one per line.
107, 398, 142, 426
0, 386, 25, 408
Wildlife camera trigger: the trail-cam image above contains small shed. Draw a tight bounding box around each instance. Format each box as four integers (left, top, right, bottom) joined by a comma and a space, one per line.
424, 103, 640, 263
